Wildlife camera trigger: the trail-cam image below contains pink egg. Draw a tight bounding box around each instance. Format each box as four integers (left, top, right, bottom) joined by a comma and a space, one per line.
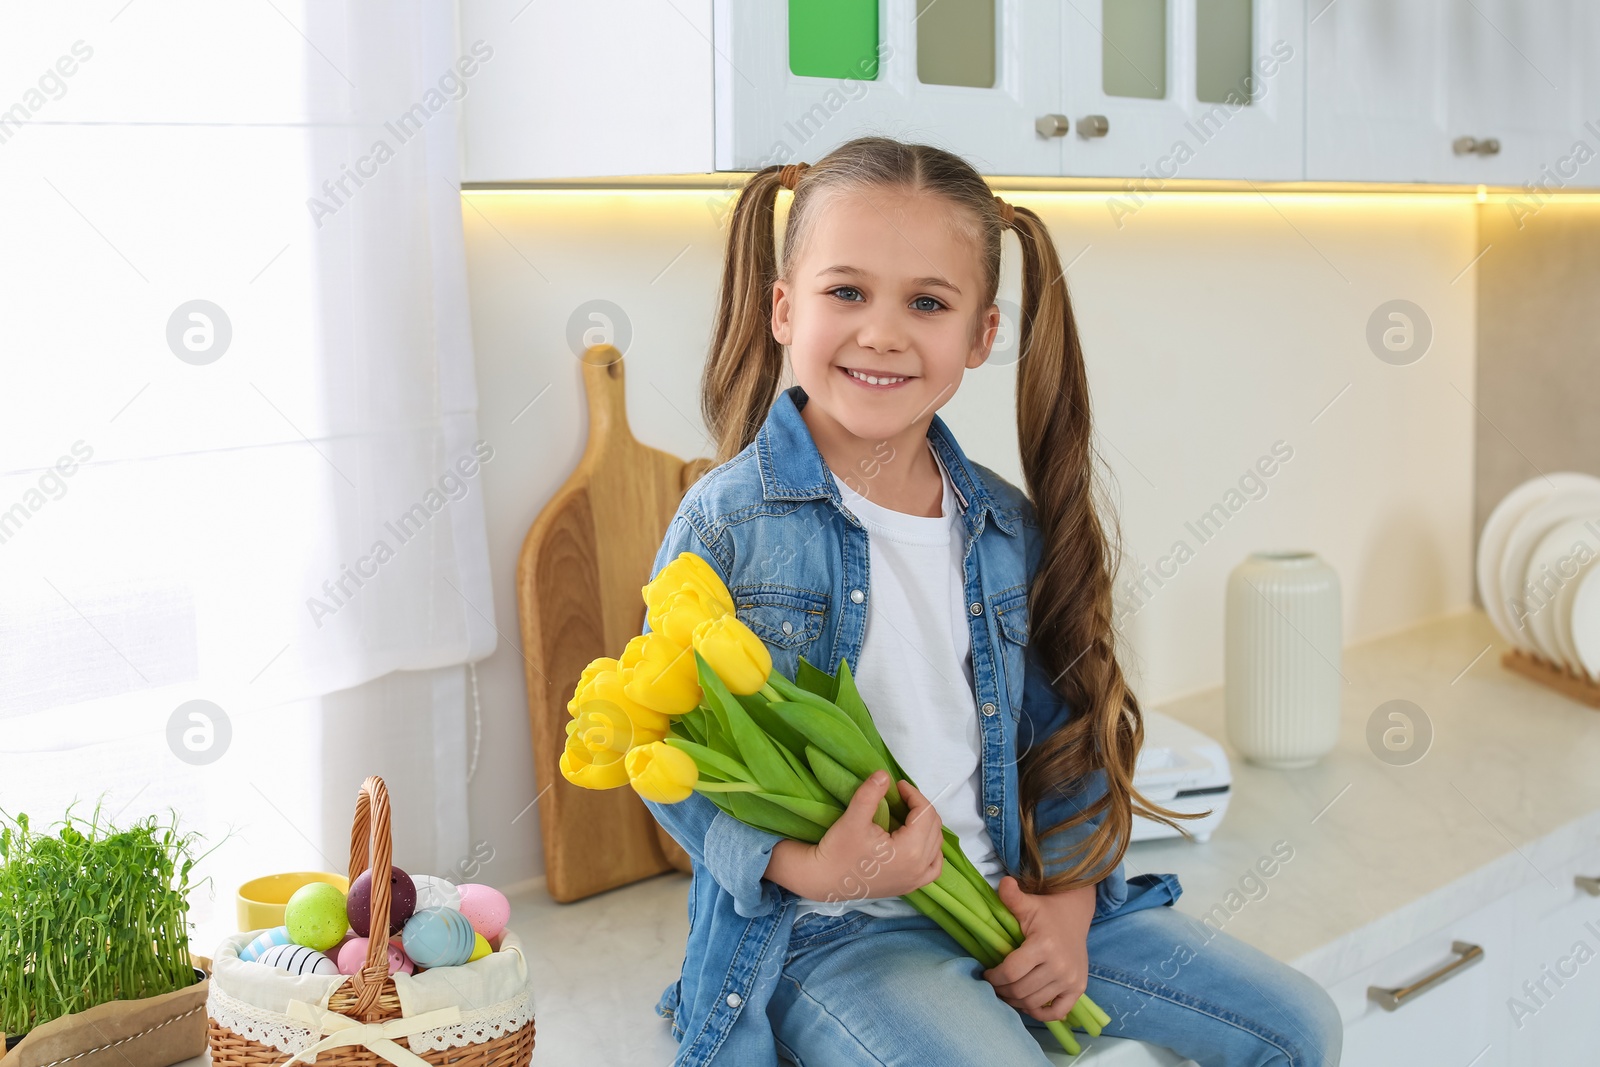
336, 935, 414, 976
455, 884, 510, 940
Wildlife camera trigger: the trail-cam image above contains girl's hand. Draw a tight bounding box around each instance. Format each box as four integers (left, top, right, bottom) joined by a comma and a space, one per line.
982, 876, 1097, 1023
809, 770, 944, 903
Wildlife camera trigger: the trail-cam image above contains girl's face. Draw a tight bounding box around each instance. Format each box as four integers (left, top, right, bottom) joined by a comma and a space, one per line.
771, 185, 1000, 446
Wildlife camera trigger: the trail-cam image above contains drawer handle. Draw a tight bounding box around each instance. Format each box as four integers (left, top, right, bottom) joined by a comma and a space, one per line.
1367, 941, 1483, 1012
1578, 874, 1600, 896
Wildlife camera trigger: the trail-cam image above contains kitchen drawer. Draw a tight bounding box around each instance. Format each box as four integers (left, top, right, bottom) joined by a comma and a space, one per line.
1505, 831, 1600, 1067
1330, 888, 1518, 1066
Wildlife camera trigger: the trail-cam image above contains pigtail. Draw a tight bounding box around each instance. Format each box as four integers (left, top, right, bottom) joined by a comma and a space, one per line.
1007, 204, 1206, 895
700, 166, 791, 470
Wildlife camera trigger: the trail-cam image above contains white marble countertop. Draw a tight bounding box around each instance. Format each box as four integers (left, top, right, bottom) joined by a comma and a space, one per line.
1131, 606, 1600, 992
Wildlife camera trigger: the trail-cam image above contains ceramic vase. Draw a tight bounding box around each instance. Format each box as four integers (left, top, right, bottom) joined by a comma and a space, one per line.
1224, 550, 1342, 768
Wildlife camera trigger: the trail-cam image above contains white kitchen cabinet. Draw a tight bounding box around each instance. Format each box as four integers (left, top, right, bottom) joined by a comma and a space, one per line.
1059, 0, 1303, 181
1437, 0, 1594, 186
463, 0, 1590, 186
1332, 888, 1518, 1066
715, 0, 1062, 177
1504, 842, 1600, 1066
1306, 0, 1599, 186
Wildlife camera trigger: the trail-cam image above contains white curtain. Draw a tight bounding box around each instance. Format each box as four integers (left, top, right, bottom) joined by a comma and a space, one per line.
0, 1, 494, 953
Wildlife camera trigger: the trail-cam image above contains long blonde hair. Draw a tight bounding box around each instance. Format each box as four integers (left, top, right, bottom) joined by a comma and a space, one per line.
699, 136, 1204, 894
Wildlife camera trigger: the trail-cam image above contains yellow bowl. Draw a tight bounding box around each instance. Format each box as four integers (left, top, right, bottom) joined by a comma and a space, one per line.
237, 871, 350, 932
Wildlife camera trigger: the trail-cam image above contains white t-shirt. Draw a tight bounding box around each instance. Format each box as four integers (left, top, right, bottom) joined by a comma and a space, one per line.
790, 441, 1005, 921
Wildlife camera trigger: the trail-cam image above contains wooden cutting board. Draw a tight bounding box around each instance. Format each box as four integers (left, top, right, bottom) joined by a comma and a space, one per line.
516, 344, 708, 902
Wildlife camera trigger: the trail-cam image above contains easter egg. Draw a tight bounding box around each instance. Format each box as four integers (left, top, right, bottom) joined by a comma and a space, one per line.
336, 935, 415, 976
401, 906, 475, 969
240, 926, 293, 963
284, 882, 349, 952
410, 874, 461, 913
347, 866, 417, 938
467, 932, 491, 962
455, 884, 510, 941
256, 943, 341, 976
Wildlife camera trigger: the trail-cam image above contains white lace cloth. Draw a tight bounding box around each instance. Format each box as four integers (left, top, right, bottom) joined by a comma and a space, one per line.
207, 927, 534, 1059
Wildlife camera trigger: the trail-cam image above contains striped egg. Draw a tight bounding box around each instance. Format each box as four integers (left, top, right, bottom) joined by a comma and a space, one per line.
256, 943, 341, 976
239, 926, 293, 963
401, 906, 475, 969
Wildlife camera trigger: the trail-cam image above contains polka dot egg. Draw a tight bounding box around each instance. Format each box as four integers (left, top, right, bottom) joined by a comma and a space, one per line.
401, 906, 475, 969
455, 884, 510, 941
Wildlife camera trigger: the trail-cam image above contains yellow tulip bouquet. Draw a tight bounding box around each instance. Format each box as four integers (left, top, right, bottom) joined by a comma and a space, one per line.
560, 552, 1111, 1055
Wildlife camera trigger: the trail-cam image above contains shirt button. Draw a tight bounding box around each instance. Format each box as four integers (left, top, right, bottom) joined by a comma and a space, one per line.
725, 992, 742, 1008
985, 804, 1000, 817
850, 588, 865, 604
781, 620, 793, 635
969, 601, 983, 615
981, 702, 997, 716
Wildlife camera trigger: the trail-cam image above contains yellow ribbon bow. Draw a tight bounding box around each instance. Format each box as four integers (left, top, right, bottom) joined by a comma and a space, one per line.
281, 999, 464, 1067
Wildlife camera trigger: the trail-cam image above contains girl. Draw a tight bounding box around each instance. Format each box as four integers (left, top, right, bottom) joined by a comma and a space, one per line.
639, 136, 1342, 1067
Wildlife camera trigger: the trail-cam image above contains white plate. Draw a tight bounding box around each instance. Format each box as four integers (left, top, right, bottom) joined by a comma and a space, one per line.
1478, 473, 1600, 644
1523, 514, 1600, 670
1497, 488, 1600, 653
1555, 545, 1600, 678
1571, 564, 1600, 681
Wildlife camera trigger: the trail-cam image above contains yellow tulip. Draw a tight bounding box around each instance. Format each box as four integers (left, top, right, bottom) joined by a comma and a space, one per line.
560, 736, 631, 789
647, 585, 730, 648
558, 699, 635, 789
625, 741, 699, 803
691, 614, 772, 695
622, 631, 702, 714
642, 553, 735, 619
576, 663, 673, 733
566, 656, 619, 717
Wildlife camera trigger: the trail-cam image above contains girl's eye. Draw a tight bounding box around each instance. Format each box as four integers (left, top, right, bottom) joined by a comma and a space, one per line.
911, 295, 946, 313
828, 285, 864, 302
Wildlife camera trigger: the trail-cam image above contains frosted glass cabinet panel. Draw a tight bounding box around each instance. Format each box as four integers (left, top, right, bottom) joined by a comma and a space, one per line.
1103, 0, 1167, 100
1064, 0, 1303, 181
917, 0, 996, 88
717, 0, 1062, 176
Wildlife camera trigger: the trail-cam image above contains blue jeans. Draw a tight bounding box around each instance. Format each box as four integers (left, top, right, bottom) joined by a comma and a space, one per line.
767, 904, 1343, 1066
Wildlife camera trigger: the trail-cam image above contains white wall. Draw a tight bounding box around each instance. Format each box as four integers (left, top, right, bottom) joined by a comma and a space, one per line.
459, 188, 1479, 888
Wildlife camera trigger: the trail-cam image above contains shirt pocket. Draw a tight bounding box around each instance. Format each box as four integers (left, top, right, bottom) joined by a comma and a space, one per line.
989, 584, 1028, 721
731, 584, 829, 653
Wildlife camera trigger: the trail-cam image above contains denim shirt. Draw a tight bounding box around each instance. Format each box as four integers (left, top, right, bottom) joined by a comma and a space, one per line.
639, 385, 1182, 1067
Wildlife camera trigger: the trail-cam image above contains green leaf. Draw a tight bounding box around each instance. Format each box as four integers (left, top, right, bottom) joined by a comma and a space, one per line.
725, 791, 827, 843
767, 700, 885, 782
795, 655, 839, 703
753, 791, 844, 828
737, 690, 811, 757
695, 650, 806, 797
834, 657, 910, 786
662, 738, 752, 783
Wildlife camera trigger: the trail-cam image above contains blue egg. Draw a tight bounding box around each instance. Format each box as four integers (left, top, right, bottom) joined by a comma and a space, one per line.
401, 906, 475, 968
240, 925, 293, 963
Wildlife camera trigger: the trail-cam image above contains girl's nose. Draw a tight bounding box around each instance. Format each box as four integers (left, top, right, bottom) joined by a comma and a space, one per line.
856, 311, 910, 354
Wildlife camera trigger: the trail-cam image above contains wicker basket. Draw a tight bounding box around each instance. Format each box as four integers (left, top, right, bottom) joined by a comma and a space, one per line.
207, 776, 535, 1067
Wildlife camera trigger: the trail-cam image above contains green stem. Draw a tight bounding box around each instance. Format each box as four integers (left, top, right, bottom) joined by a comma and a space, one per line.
932, 864, 1011, 947
920, 880, 1014, 960
901, 888, 998, 967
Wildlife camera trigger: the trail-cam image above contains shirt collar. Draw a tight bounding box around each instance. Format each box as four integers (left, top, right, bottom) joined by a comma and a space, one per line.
755, 384, 1020, 539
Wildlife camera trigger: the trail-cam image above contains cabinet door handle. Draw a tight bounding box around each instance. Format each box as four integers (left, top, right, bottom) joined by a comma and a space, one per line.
1577, 874, 1600, 895
1035, 114, 1070, 138
1076, 114, 1110, 139
1452, 136, 1500, 157
1367, 941, 1484, 1011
